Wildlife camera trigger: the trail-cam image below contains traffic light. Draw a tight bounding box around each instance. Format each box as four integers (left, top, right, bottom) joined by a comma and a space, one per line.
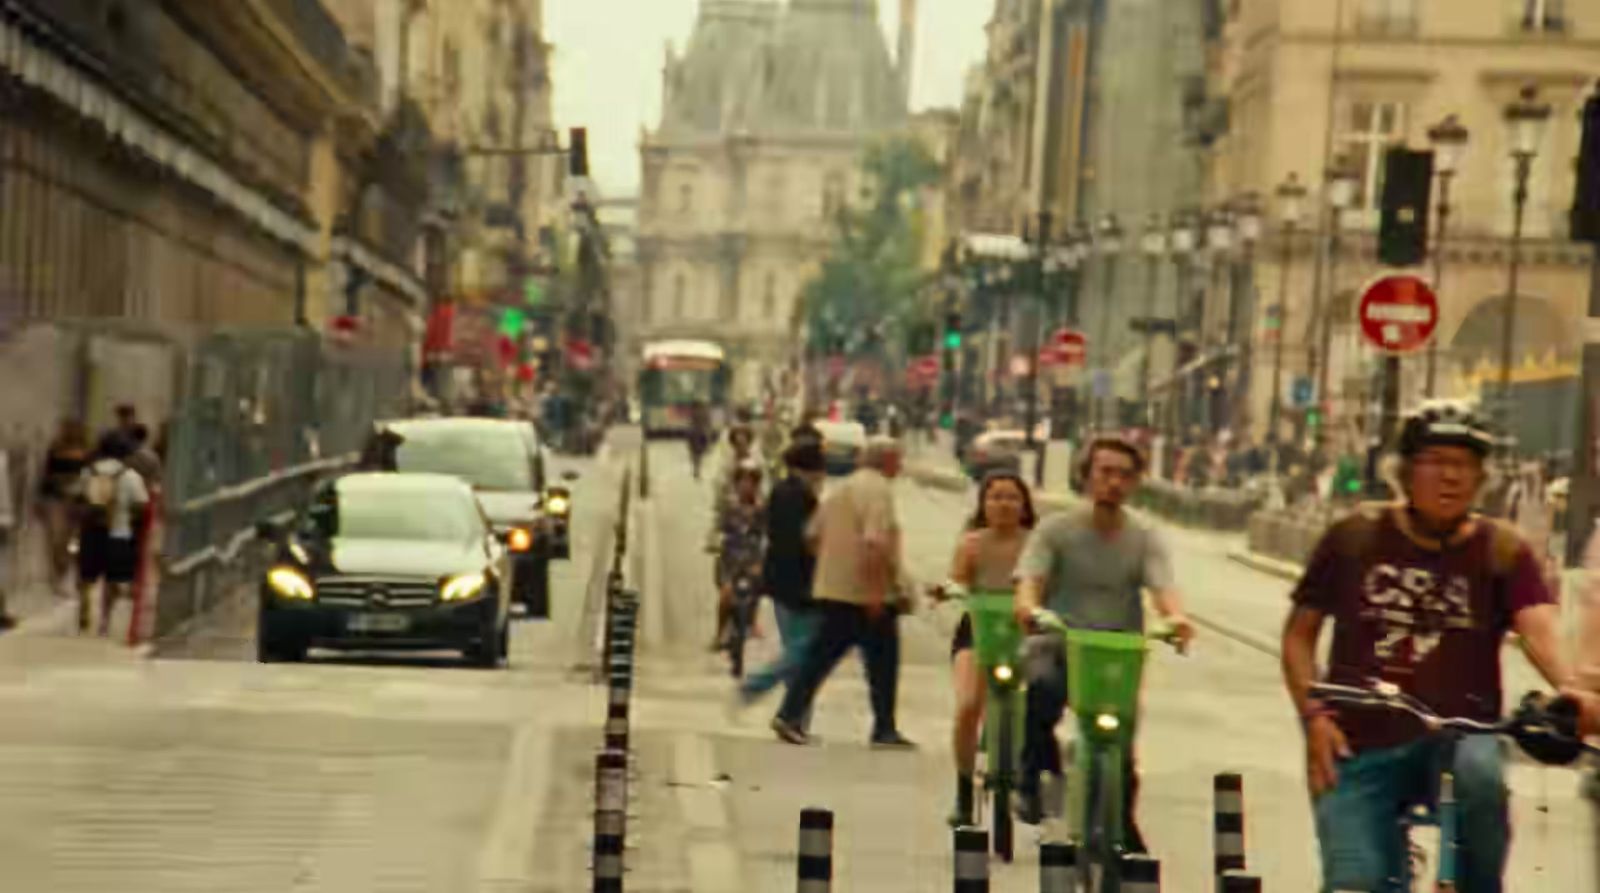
568, 127, 589, 178
1378, 147, 1433, 267
943, 312, 962, 350
1307, 405, 1324, 432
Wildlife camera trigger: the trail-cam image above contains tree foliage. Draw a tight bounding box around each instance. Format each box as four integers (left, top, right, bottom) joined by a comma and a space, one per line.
799, 137, 942, 356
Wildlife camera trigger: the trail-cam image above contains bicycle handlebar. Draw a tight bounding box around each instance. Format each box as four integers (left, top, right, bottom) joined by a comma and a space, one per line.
1030, 608, 1185, 651
1311, 681, 1600, 758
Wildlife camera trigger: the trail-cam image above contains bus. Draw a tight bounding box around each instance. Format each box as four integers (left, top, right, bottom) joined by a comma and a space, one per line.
638, 339, 730, 437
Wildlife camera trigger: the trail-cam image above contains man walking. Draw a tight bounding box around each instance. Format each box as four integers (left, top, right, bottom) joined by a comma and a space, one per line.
75, 435, 148, 636
771, 436, 916, 749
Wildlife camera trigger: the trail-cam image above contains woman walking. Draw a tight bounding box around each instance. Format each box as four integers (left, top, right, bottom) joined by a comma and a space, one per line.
37, 418, 89, 593
933, 472, 1036, 826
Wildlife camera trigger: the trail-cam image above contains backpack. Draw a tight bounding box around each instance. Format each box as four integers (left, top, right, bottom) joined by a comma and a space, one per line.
79, 465, 125, 528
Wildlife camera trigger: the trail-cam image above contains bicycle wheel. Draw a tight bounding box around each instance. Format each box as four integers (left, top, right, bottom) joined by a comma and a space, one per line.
991, 687, 1015, 861
727, 597, 749, 678
1095, 746, 1125, 893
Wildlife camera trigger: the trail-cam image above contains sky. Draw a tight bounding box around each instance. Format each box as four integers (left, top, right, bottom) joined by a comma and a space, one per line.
545, 0, 990, 198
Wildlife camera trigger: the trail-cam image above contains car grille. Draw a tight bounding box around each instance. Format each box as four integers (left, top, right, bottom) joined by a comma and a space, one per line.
313, 575, 439, 608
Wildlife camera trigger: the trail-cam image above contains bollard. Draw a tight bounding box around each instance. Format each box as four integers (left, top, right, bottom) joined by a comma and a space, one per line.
605, 700, 630, 752
797, 807, 833, 892
593, 749, 628, 892
1039, 842, 1076, 893
1219, 871, 1261, 892
1121, 853, 1160, 892
953, 826, 989, 892
1213, 772, 1247, 882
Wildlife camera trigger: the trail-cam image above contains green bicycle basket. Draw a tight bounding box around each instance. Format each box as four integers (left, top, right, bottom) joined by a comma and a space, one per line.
966, 590, 1022, 668
1064, 628, 1148, 727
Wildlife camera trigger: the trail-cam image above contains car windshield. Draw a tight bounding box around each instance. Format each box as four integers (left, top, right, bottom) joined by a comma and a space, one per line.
389, 427, 533, 491
303, 486, 482, 543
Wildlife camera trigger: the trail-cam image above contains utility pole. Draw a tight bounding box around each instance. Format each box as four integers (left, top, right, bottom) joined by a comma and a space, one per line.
1566, 82, 1600, 564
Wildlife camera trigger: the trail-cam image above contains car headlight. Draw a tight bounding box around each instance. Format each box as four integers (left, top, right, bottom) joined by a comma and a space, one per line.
266, 566, 314, 600
507, 527, 534, 552
545, 492, 570, 517
441, 572, 488, 602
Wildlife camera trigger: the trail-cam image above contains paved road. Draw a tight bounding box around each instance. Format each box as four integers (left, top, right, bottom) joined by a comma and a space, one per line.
0, 431, 1593, 892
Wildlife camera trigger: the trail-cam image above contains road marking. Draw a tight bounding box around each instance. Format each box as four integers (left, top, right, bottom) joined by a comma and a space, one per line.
475, 723, 550, 887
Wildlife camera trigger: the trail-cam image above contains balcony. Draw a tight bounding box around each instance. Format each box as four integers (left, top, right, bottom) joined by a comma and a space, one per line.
261, 0, 376, 106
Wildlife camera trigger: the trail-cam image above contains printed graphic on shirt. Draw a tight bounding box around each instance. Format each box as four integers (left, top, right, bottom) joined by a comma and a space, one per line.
1359, 562, 1474, 666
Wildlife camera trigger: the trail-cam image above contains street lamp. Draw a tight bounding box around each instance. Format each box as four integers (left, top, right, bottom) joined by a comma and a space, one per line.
1231, 193, 1264, 436
1425, 113, 1469, 397
1312, 153, 1361, 444
1268, 173, 1307, 455
1167, 209, 1200, 441
1093, 213, 1125, 432
1498, 85, 1553, 455
1202, 206, 1236, 435
1139, 214, 1168, 429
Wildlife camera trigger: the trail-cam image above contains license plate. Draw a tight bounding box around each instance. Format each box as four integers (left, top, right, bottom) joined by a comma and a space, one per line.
347, 613, 409, 633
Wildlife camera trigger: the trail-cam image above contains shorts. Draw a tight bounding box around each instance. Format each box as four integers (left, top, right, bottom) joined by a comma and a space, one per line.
951, 613, 973, 659
78, 529, 137, 584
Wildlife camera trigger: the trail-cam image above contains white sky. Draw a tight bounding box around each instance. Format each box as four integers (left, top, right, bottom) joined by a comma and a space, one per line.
546, 0, 990, 197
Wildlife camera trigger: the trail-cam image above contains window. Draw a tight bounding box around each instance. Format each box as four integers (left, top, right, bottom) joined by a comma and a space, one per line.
1519, 0, 1568, 32
1356, 0, 1418, 36
1337, 99, 1408, 212
762, 273, 778, 320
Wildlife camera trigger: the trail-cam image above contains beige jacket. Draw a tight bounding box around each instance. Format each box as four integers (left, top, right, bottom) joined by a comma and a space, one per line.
809, 467, 903, 607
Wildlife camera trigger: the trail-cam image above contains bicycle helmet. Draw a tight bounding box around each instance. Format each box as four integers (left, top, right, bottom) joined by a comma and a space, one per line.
1509, 691, 1585, 767
1396, 400, 1495, 459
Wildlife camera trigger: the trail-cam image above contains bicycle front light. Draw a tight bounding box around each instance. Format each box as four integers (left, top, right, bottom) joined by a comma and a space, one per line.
266, 566, 314, 601
441, 572, 488, 602
992, 664, 1015, 684
1095, 713, 1120, 732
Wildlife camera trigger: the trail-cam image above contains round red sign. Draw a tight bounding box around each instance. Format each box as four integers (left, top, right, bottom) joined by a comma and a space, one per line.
1050, 328, 1088, 366
1357, 274, 1439, 354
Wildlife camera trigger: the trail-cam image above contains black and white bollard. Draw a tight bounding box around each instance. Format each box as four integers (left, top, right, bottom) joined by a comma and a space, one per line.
604, 700, 630, 752
953, 826, 989, 892
1039, 842, 1077, 892
797, 807, 833, 892
1219, 870, 1262, 892
1120, 853, 1161, 892
593, 749, 628, 892
1213, 772, 1247, 882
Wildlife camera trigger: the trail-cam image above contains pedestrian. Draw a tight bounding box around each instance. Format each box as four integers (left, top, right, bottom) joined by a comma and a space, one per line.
125, 423, 163, 489
75, 434, 149, 636
687, 401, 713, 480
771, 436, 917, 750
706, 425, 765, 648
933, 471, 1036, 827
736, 441, 827, 720
0, 445, 17, 630
716, 460, 767, 664
1010, 436, 1195, 835
37, 417, 90, 593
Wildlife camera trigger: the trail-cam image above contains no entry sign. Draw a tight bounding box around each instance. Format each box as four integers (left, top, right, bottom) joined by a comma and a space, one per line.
1357, 274, 1438, 353
1050, 328, 1088, 367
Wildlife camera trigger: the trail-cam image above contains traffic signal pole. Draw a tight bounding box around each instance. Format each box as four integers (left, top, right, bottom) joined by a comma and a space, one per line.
1028, 212, 1052, 486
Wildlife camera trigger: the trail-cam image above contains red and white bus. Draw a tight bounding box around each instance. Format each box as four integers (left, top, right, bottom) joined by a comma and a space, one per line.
638, 340, 730, 437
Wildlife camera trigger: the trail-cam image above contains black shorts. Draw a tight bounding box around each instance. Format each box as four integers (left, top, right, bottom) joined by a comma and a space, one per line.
951, 613, 974, 659
78, 529, 137, 584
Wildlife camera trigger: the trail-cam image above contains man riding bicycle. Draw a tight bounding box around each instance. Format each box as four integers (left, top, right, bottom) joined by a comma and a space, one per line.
1010, 436, 1196, 839
1281, 402, 1579, 892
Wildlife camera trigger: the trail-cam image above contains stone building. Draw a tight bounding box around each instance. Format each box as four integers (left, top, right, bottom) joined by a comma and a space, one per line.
635, 0, 914, 399
1203, 0, 1599, 449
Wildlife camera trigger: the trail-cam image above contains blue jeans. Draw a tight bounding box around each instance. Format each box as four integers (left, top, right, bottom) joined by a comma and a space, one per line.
1314, 736, 1508, 893
741, 603, 816, 712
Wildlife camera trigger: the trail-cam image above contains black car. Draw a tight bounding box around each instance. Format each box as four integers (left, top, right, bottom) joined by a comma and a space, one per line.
369, 417, 573, 617
255, 473, 512, 666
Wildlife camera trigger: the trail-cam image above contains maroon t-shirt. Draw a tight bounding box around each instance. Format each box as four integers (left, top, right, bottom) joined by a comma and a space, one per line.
1291, 508, 1553, 751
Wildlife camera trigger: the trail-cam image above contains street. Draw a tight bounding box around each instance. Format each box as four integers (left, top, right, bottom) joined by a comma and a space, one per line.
3, 430, 1589, 892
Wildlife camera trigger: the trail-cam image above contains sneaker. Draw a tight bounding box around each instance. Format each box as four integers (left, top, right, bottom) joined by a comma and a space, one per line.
771, 716, 810, 746
1011, 789, 1045, 825
869, 731, 918, 751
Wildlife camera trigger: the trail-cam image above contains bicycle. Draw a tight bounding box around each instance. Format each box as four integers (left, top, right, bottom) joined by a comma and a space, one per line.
940, 587, 1027, 862
1031, 609, 1183, 893
722, 570, 759, 679
1311, 680, 1598, 892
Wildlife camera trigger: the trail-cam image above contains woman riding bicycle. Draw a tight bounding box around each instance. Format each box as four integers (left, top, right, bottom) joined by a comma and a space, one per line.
935, 472, 1037, 827
715, 460, 767, 654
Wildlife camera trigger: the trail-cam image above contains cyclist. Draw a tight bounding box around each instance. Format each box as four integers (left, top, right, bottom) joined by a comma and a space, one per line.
933, 471, 1037, 827
1010, 436, 1196, 841
716, 460, 767, 661
705, 424, 764, 648
1280, 401, 1578, 893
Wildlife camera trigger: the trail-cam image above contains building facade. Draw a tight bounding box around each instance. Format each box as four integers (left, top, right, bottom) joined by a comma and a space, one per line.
1204, 0, 1599, 451
635, 0, 912, 399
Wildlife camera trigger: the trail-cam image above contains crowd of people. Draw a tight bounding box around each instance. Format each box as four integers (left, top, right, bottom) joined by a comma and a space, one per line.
0, 403, 163, 635
695, 397, 1600, 888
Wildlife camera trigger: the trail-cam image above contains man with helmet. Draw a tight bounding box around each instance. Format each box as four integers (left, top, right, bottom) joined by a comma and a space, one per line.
1281, 400, 1580, 892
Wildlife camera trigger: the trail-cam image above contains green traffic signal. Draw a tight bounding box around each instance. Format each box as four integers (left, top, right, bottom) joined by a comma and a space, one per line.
943, 331, 961, 350
939, 412, 954, 430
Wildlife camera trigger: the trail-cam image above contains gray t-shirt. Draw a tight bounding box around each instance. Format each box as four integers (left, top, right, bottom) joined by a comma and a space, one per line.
1015, 507, 1174, 632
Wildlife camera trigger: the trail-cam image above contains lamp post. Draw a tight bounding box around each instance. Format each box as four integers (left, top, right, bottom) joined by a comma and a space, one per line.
1139, 214, 1168, 430
1313, 153, 1360, 446
1425, 114, 1469, 397
1025, 211, 1053, 470
1268, 173, 1308, 460
1205, 206, 1236, 435
1093, 213, 1125, 432
1167, 209, 1200, 441
1498, 85, 1553, 457
1232, 193, 1264, 435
